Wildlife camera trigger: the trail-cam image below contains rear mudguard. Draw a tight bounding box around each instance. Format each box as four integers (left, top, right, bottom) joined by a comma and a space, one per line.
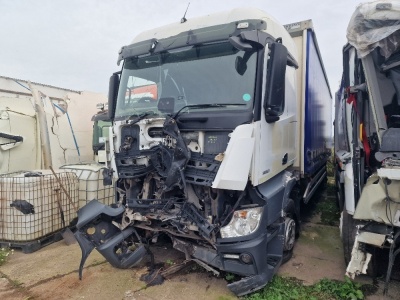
74, 200, 146, 279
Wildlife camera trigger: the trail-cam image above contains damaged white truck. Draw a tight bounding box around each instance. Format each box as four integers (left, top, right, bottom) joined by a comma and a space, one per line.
335, 0, 400, 294
75, 8, 332, 296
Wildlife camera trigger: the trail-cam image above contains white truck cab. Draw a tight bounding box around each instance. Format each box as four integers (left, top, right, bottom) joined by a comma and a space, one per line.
74, 8, 331, 296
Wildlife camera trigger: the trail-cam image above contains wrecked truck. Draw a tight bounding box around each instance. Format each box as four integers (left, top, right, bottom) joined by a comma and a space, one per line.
75, 8, 332, 296
335, 0, 400, 293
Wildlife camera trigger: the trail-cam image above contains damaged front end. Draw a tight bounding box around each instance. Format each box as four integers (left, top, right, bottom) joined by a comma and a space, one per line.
74, 114, 269, 295
73, 29, 289, 295
346, 129, 400, 292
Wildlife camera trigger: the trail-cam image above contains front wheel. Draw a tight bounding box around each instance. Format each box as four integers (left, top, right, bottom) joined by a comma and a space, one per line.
335, 167, 344, 212
341, 207, 363, 265
282, 215, 296, 264
341, 209, 359, 265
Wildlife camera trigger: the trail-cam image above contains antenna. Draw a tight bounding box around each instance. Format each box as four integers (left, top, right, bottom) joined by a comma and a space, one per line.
181, 2, 190, 23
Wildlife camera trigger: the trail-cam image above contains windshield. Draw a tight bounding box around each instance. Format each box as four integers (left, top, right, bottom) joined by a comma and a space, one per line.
115, 42, 257, 118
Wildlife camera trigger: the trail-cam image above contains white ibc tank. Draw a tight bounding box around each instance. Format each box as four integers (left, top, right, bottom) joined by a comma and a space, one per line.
60, 163, 115, 208
0, 170, 79, 242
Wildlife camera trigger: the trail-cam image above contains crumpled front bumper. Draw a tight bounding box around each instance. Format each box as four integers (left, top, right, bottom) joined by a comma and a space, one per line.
218, 224, 284, 296
74, 200, 146, 279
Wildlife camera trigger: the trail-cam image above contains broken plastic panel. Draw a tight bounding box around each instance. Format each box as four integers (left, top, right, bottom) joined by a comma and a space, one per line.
347, 1, 400, 59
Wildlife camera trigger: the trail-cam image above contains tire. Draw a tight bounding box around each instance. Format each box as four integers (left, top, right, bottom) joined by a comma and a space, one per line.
282, 250, 293, 264
341, 209, 377, 277
335, 168, 344, 212
283, 217, 296, 252
341, 209, 357, 265
282, 214, 296, 264
337, 167, 355, 265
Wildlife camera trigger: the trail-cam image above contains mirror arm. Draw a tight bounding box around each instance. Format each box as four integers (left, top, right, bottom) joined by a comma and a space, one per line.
229, 36, 253, 51
287, 53, 299, 69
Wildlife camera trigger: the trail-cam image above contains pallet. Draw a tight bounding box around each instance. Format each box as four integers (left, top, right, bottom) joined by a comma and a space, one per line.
0, 231, 63, 253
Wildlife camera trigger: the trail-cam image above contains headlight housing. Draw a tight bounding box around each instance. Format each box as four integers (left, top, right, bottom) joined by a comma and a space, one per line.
220, 207, 263, 238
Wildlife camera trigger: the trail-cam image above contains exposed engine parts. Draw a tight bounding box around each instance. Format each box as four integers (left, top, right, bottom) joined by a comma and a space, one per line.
75, 115, 243, 278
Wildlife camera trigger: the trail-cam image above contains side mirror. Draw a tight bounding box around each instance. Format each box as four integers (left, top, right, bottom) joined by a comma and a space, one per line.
108, 73, 120, 120
264, 42, 287, 123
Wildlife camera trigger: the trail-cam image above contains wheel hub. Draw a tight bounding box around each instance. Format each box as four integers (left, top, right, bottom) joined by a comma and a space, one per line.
284, 217, 296, 251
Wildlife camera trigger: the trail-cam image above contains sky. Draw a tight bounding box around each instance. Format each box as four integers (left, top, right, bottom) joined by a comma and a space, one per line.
0, 0, 366, 94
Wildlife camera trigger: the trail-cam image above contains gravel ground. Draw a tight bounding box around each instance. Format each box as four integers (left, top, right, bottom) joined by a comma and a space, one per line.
1, 186, 399, 299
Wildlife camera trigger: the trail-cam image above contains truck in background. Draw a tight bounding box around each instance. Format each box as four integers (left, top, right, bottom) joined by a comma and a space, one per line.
60, 104, 115, 209
335, 0, 400, 293
74, 8, 332, 296
90, 103, 112, 164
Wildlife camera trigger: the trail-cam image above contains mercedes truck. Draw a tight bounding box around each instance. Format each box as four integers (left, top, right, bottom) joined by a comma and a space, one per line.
74, 8, 332, 296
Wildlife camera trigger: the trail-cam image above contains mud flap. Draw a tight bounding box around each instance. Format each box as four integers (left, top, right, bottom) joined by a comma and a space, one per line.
74, 200, 146, 279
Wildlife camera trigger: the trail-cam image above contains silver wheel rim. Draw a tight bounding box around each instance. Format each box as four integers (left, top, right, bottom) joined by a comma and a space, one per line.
284, 217, 296, 251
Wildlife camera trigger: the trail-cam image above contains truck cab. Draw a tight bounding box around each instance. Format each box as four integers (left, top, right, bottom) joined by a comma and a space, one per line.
74, 8, 331, 296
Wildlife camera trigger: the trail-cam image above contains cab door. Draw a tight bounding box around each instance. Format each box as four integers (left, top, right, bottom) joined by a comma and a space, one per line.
252, 43, 297, 185
335, 46, 356, 214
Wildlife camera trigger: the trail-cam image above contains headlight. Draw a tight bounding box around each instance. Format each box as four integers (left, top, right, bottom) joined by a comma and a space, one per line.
220, 207, 263, 238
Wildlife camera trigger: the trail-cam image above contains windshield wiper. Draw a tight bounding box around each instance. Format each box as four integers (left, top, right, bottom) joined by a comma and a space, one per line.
128, 111, 158, 124
172, 103, 247, 119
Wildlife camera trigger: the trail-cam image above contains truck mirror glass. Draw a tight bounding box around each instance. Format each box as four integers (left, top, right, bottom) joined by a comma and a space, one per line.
264, 42, 287, 120
108, 73, 119, 120
235, 56, 247, 75
235, 52, 254, 76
